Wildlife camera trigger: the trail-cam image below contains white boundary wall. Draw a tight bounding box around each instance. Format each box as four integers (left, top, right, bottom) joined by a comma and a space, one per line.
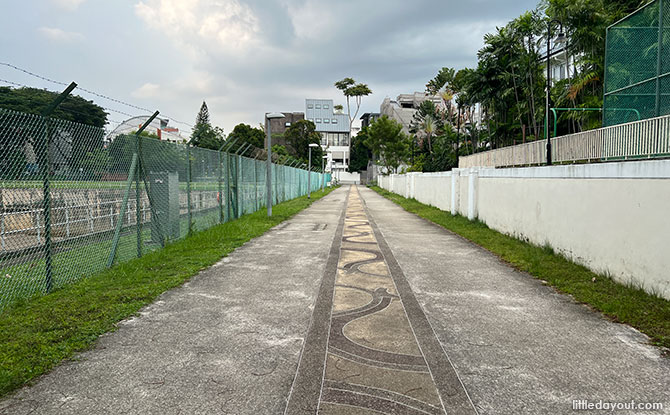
378, 160, 670, 300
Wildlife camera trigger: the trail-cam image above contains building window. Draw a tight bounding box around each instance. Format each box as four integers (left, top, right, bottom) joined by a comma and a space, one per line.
315, 104, 321, 109
316, 118, 322, 123
308, 118, 314, 122
307, 104, 314, 109
324, 104, 329, 109
332, 119, 337, 124
324, 119, 330, 123
285, 122, 291, 127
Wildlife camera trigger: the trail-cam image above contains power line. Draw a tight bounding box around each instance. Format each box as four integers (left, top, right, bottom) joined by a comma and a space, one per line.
0, 77, 140, 125
0, 61, 193, 128
0, 78, 26, 88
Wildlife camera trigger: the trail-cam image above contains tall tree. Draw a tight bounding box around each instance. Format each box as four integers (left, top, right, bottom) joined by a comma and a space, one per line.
190, 101, 224, 150
334, 77, 372, 131
226, 123, 265, 151
284, 120, 323, 165
365, 116, 411, 174
348, 127, 372, 172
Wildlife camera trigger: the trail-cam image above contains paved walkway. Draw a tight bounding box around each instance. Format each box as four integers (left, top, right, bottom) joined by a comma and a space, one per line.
1, 185, 669, 414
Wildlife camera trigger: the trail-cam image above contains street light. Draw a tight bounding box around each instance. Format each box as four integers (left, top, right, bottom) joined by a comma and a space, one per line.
321, 154, 327, 190
545, 20, 565, 166
308, 143, 318, 199
265, 112, 285, 216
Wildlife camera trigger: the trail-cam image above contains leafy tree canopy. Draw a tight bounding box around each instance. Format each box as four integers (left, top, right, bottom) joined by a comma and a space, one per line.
0, 86, 107, 127
348, 127, 372, 173
334, 77, 372, 129
227, 123, 265, 151
365, 116, 410, 174
284, 120, 324, 166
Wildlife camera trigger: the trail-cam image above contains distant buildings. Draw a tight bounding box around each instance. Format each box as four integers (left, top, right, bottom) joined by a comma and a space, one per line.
264, 112, 304, 137
380, 92, 445, 135
106, 116, 184, 143
360, 112, 380, 129
305, 99, 350, 175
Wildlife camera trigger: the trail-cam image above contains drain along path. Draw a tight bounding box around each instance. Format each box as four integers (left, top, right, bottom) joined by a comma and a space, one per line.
285, 187, 477, 414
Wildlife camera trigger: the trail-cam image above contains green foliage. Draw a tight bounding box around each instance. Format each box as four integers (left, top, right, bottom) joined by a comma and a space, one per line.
271, 144, 289, 158
426, 67, 456, 95
0, 87, 107, 127
194, 101, 210, 125
227, 123, 265, 150
190, 101, 224, 150
0, 93, 108, 179
371, 186, 670, 351
451, 0, 649, 148
284, 120, 323, 165
0, 187, 338, 399
334, 77, 372, 128
348, 127, 372, 172
365, 116, 411, 174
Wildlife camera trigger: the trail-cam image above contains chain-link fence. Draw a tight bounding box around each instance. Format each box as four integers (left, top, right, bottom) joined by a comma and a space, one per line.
0, 107, 330, 311
604, 0, 670, 126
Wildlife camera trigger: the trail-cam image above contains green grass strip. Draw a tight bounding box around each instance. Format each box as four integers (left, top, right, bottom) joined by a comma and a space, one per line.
370, 186, 670, 351
0, 186, 338, 398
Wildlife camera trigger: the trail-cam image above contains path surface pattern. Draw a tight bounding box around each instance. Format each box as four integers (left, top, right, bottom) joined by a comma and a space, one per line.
287, 187, 476, 414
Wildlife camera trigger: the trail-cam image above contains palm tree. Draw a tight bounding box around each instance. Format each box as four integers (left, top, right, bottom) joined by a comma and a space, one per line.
422, 115, 436, 154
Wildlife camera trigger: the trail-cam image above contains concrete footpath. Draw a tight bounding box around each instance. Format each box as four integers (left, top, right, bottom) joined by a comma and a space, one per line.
1, 185, 668, 414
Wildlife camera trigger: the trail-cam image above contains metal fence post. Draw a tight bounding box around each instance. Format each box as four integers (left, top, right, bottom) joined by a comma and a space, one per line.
40, 82, 76, 293
218, 147, 224, 223
254, 157, 259, 211
237, 154, 242, 217
655, 0, 664, 117
109, 112, 158, 267
226, 151, 232, 221
187, 144, 192, 234
136, 134, 141, 257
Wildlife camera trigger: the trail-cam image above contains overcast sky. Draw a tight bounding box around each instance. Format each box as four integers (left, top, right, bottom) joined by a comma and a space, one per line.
1, 0, 539, 134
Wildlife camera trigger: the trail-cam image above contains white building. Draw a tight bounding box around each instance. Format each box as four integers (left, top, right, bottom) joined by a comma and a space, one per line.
105, 116, 185, 143
380, 92, 445, 135
305, 99, 350, 176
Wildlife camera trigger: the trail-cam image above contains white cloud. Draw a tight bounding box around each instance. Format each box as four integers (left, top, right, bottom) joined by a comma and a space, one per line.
51, 0, 87, 11
134, 0, 260, 52
38, 27, 85, 42
132, 83, 162, 99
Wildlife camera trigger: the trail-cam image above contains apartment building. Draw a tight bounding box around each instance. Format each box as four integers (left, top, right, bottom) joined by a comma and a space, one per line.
305, 99, 350, 174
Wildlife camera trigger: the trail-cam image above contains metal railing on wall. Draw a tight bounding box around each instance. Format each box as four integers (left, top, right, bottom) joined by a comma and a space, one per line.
459, 114, 670, 168
0, 105, 330, 311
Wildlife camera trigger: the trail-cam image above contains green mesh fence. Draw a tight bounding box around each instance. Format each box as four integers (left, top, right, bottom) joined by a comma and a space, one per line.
0, 107, 331, 311
604, 0, 670, 126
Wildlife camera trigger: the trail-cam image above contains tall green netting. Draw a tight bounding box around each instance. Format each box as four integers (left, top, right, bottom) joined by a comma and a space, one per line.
604, 0, 670, 126
0, 106, 329, 310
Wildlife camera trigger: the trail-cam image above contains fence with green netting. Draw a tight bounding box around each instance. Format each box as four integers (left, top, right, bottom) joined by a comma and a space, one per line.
604, 0, 670, 126
0, 107, 331, 311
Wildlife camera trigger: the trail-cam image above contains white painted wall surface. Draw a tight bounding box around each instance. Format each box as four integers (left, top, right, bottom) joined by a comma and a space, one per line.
413, 172, 452, 211
378, 160, 670, 300
334, 171, 360, 184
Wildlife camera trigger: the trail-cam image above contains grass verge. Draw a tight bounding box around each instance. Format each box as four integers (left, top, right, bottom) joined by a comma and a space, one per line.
370, 186, 670, 351
0, 186, 338, 398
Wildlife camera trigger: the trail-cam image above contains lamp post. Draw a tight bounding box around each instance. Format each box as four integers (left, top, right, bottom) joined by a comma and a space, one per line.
545, 20, 565, 166
308, 143, 318, 198
321, 154, 327, 190
265, 112, 285, 216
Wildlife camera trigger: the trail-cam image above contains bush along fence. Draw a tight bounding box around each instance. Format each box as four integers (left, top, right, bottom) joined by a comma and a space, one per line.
0, 96, 330, 311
